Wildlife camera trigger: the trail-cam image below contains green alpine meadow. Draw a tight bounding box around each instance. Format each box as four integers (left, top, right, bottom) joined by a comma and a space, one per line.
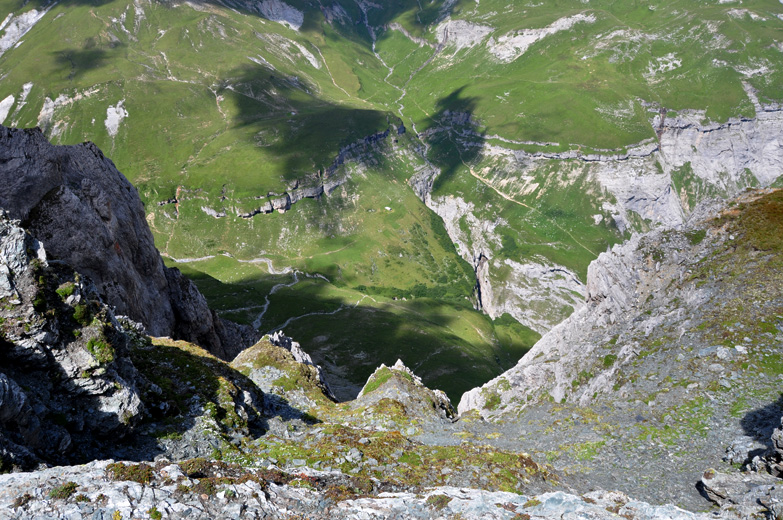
1, 0, 781, 400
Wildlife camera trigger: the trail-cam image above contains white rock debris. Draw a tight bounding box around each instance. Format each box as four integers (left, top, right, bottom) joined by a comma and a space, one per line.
488, 13, 596, 62
105, 99, 129, 138
436, 19, 493, 51
37, 88, 101, 134
0, 462, 712, 520
0, 7, 52, 58
259, 0, 304, 31
0, 95, 14, 124
9, 82, 33, 125
133, 0, 146, 33
727, 8, 765, 21
292, 40, 320, 68
37, 95, 70, 133
644, 52, 682, 83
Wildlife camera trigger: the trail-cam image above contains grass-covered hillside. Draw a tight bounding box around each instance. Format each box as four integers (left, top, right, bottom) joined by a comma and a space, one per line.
1, 0, 781, 399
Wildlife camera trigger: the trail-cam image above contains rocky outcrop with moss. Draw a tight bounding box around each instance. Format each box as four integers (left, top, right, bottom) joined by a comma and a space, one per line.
0, 214, 144, 469
0, 126, 259, 360
344, 359, 455, 430
458, 189, 783, 508
0, 459, 710, 519
4, 124, 783, 517
460, 189, 783, 416
230, 332, 336, 419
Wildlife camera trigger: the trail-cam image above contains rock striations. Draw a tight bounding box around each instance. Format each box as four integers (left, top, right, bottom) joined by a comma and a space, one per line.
0, 126, 259, 360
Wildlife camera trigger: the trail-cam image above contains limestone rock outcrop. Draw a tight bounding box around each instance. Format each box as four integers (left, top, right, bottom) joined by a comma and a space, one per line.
0, 126, 259, 360
353, 359, 455, 426
0, 462, 712, 520
459, 191, 777, 416
455, 189, 783, 508
0, 214, 145, 469
231, 332, 336, 419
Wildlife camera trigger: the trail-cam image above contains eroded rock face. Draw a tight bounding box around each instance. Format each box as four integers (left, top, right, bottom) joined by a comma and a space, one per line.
231, 332, 336, 420
0, 215, 145, 469
457, 194, 742, 415
420, 86, 782, 336
0, 126, 259, 360
454, 190, 783, 509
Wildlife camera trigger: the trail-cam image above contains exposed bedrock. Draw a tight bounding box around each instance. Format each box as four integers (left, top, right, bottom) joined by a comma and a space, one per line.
0, 126, 259, 359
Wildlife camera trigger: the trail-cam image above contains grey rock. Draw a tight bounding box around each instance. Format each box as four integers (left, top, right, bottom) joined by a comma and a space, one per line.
352, 359, 455, 428
417, 84, 782, 338
0, 215, 145, 467
455, 189, 783, 509
0, 126, 259, 360
267, 330, 336, 399
771, 417, 783, 458
0, 462, 715, 520
699, 468, 783, 518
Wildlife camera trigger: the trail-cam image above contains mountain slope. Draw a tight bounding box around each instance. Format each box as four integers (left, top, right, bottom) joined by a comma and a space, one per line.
3, 125, 783, 516
0, 125, 259, 359
458, 188, 783, 508
0, 0, 781, 398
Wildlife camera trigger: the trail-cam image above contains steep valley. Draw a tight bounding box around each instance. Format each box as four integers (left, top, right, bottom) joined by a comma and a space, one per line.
1, 129, 783, 516
2, 1, 783, 516
2, 0, 782, 398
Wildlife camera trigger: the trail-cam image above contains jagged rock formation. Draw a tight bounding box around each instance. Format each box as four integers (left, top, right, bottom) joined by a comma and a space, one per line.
4, 176, 774, 517
0, 126, 259, 360
698, 414, 783, 518
0, 214, 144, 469
421, 85, 783, 334
203, 124, 404, 219
231, 331, 336, 418
699, 468, 782, 518
347, 359, 455, 429
126, 336, 267, 461
459, 191, 780, 414
457, 189, 783, 508
426, 193, 586, 332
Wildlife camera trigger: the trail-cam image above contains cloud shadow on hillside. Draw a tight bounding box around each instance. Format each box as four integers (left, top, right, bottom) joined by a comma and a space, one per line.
176, 265, 509, 404
424, 86, 485, 194
225, 62, 393, 183
53, 47, 112, 81
221, 0, 474, 49
24, 0, 475, 53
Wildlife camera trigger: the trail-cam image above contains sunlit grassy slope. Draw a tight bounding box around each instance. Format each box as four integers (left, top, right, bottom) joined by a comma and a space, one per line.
1, 0, 781, 399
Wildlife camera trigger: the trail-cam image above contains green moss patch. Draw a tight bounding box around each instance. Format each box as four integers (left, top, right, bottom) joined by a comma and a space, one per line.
361, 367, 394, 396
48, 482, 78, 500
86, 336, 115, 364
131, 337, 264, 440
106, 463, 155, 484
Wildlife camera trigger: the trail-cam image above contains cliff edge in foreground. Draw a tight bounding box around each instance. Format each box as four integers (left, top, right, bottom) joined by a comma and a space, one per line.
0, 126, 258, 359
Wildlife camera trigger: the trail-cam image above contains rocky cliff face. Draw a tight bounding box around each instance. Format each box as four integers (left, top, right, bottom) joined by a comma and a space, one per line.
3, 173, 776, 516
458, 191, 771, 414
0, 461, 712, 520
0, 126, 258, 359
0, 214, 145, 469
457, 189, 783, 508
422, 85, 783, 334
